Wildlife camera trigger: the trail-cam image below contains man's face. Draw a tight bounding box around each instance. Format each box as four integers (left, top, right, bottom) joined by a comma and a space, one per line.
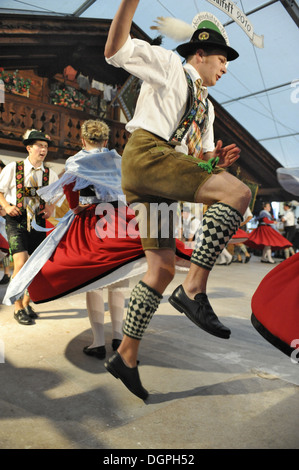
27, 140, 48, 164
198, 50, 227, 87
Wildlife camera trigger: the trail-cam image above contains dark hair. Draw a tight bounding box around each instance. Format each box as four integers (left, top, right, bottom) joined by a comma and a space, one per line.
0, 160, 6, 170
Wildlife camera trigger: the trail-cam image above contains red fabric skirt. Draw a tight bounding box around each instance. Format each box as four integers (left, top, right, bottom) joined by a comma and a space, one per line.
251, 253, 299, 358
0, 233, 9, 252
229, 228, 249, 244
28, 204, 192, 303
245, 225, 292, 250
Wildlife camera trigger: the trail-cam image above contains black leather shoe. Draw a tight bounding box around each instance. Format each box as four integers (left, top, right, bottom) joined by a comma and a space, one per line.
83, 345, 106, 359
168, 285, 231, 339
24, 304, 38, 319
105, 352, 149, 400
112, 338, 122, 351
14, 309, 34, 325
0, 274, 10, 285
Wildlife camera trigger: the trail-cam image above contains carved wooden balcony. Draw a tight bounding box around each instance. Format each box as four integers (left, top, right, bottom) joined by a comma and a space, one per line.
0, 92, 130, 161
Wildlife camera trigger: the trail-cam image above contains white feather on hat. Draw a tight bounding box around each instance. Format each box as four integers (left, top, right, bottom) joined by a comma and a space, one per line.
151, 13, 230, 45
150, 13, 235, 63
151, 17, 194, 42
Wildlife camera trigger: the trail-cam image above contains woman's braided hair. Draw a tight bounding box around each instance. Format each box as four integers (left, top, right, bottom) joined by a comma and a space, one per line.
81, 120, 110, 146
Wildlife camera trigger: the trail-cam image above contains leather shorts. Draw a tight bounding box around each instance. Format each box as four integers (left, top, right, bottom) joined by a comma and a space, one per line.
121, 129, 218, 250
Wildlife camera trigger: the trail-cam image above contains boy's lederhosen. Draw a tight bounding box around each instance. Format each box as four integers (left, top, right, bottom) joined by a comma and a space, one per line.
121, 72, 221, 251
5, 161, 49, 255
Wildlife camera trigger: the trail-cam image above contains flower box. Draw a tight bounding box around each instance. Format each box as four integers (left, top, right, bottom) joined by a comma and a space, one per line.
12, 89, 30, 98
0, 69, 31, 97
50, 83, 91, 111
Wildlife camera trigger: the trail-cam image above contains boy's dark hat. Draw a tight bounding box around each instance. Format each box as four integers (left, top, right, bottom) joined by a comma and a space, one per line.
23, 130, 53, 146
176, 28, 239, 61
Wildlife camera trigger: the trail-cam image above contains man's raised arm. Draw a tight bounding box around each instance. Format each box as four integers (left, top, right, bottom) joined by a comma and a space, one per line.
104, 0, 140, 58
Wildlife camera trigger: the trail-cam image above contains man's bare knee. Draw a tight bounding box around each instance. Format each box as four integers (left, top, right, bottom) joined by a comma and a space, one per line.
12, 251, 28, 274
196, 173, 251, 214
236, 182, 252, 215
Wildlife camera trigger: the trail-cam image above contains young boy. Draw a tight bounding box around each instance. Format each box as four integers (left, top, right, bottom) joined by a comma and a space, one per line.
0, 130, 59, 325
104, 0, 251, 399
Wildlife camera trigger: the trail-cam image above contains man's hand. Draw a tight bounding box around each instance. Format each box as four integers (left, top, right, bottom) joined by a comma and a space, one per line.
5, 204, 22, 217
210, 140, 241, 168
38, 203, 55, 219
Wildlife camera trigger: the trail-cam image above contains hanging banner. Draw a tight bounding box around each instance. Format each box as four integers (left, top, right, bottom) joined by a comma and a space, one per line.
205, 0, 264, 48
113, 75, 142, 121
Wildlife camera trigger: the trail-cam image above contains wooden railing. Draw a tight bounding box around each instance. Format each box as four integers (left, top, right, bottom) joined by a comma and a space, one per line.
0, 92, 130, 160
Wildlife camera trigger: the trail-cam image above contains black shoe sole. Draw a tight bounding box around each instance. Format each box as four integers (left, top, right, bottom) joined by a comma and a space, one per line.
168, 295, 230, 339
105, 354, 149, 400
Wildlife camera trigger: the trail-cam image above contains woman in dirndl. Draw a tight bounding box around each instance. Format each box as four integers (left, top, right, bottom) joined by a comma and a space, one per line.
246, 202, 291, 263
3, 120, 192, 359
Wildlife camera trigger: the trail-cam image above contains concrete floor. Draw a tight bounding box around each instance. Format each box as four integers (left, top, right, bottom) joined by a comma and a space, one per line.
0, 255, 298, 450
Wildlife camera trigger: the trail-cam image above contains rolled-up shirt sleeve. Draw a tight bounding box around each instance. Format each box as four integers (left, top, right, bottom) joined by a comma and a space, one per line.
0, 163, 16, 204
106, 35, 175, 88
106, 35, 134, 68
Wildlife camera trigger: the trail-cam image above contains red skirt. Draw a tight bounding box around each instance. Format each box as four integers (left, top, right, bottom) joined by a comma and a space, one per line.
0, 233, 9, 253
251, 253, 299, 358
229, 228, 249, 244
28, 204, 192, 303
245, 225, 292, 250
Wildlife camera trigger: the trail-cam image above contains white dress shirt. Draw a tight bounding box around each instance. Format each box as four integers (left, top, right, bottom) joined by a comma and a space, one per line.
0, 157, 59, 205
106, 36, 215, 154
282, 209, 295, 226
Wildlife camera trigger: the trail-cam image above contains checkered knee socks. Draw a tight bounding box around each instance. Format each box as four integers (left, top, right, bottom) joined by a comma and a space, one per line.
123, 281, 162, 340
191, 202, 242, 271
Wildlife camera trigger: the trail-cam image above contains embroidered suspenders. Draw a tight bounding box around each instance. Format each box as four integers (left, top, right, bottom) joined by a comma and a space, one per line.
15, 161, 49, 214
169, 71, 209, 146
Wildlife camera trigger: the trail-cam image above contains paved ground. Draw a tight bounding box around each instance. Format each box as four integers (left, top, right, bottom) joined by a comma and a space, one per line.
0, 255, 298, 451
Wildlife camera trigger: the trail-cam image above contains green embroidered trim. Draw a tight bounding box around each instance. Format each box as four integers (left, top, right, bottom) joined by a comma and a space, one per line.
16, 161, 25, 210
9, 235, 21, 252
197, 156, 219, 174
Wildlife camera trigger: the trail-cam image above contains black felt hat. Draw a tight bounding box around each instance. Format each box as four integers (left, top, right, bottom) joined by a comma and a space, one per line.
176, 28, 239, 61
23, 130, 53, 146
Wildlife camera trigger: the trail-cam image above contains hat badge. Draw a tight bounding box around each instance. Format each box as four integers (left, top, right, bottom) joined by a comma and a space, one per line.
198, 31, 209, 41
